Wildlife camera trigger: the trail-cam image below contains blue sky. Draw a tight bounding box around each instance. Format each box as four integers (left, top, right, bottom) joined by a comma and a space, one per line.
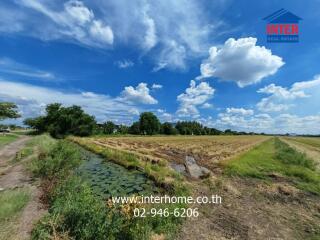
0, 0, 319, 134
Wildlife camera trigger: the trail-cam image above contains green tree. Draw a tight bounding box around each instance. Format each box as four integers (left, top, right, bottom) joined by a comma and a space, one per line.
175, 121, 203, 135
161, 122, 178, 135
24, 116, 46, 132
116, 125, 129, 134
0, 102, 20, 120
139, 112, 160, 135
128, 121, 140, 134
102, 121, 116, 134
24, 103, 96, 138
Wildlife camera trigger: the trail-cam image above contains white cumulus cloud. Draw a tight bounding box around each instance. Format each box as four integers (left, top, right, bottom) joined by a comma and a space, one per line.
120, 82, 158, 104
214, 109, 320, 135
198, 37, 285, 87
291, 75, 320, 91
177, 80, 214, 117
256, 75, 320, 112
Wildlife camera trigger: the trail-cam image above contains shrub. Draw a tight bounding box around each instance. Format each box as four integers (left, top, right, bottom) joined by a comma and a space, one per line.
31, 140, 81, 179
32, 177, 124, 240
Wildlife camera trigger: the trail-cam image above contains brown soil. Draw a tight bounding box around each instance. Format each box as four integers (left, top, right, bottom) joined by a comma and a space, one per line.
0, 136, 46, 240
176, 177, 320, 240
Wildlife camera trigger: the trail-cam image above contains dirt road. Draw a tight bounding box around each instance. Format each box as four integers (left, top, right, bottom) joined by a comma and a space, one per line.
0, 136, 45, 240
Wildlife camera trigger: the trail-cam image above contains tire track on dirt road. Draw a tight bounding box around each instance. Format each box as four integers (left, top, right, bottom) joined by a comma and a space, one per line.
0, 136, 46, 240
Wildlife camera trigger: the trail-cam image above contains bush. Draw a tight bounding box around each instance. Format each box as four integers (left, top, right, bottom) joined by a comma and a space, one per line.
32, 177, 125, 240
31, 140, 81, 179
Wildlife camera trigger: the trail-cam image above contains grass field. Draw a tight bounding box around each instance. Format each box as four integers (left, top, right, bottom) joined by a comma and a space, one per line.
0, 134, 18, 148
223, 138, 320, 195
78, 135, 269, 171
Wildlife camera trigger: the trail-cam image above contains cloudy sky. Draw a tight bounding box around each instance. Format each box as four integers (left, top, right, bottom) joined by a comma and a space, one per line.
0, 0, 319, 134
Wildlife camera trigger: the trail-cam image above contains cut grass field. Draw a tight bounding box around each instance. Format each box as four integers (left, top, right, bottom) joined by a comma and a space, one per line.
0, 134, 18, 148
287, 137, 320, 149
223, 138, 320, 195
72, 135, 269, 171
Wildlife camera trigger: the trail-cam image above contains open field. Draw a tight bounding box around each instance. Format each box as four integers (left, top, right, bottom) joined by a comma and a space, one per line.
286, 137, 320, 149
1, 134, 319, 239
70, 135, 320, 238
177, 138, 320, 239
80, 135, 269, 171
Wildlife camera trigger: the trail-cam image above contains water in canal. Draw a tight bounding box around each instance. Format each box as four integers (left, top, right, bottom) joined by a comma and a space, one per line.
76, 148, 157, 199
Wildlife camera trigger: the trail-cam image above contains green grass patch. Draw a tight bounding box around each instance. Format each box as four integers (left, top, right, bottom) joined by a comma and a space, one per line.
29, 139, 81, 180
223, 138, 280, 178
13, 147, 34, 163
0, 188, 31, 240
275, 138, 316, 169
0, 188, 30, 221
12, 135, 55, 164
0, 189, 31, 240
0, 134, 18, 147
33, 175, 186, 240
26, 135, 80, 179
223, 138, 320, 195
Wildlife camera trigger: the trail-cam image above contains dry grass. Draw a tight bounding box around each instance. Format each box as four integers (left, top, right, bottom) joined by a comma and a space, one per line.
285, 137, 320, 150
73, 135, 269, 171
282, 137, 320, 170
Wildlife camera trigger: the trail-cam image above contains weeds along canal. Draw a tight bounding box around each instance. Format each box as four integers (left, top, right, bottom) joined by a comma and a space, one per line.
76, 147, 158, 199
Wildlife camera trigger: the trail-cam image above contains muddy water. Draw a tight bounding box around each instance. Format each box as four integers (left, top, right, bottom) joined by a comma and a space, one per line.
77, 148, 157, 199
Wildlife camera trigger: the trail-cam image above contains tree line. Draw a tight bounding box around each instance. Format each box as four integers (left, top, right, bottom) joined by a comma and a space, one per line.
1, 102, 260, 138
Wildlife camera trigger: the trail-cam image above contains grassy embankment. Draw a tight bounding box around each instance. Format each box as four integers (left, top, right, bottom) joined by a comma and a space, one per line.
28, 135, 188, 240
223, 138, 320, 195
0, 134, 18, 148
